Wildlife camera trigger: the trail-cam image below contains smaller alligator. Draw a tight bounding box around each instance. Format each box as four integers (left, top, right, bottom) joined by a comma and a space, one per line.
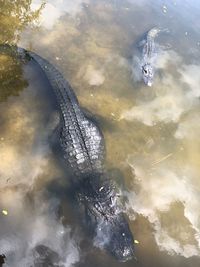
139, 27, 168, 86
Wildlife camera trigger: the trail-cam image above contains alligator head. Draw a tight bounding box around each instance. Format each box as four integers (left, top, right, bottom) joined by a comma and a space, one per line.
77, 174, 136, 262
95, 213, 136, 262
142, 63, 154, 86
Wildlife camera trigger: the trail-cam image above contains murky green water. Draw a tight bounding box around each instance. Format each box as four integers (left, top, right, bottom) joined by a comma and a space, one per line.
1, 0, 200, 266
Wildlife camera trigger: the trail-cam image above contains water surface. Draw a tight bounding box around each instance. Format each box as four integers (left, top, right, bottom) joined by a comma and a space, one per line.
1, 0, 200, 266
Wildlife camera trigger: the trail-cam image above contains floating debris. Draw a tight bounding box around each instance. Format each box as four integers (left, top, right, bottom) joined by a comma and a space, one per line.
146, 138, 155, 149
2, 210, 8, 216
151, 153, 173, 166
162, 5, 167, 13
134, 240, 139, 244
6, 178, 11, 183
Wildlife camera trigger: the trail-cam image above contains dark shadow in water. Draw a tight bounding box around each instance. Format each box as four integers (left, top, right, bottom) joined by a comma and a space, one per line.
33, 245, 63, 267
0, 255, 6, 267
44, 174, 97, 263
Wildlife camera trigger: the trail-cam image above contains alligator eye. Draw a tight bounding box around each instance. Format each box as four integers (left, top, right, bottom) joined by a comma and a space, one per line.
142, 67, 147, 74
99, 186, 104, 192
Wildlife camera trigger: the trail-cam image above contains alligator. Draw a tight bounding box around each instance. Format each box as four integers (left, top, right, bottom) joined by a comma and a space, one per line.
0, 45, 136, 262
139, 27, 167, 86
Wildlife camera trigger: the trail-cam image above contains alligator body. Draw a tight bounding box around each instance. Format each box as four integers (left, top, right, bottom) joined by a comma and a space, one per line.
28, 50, 135, 262
140, 27, 163, 86
0, 45, 135, 262
28, 50, 105, 179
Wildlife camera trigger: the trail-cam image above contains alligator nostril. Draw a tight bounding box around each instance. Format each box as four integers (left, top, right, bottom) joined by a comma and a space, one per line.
122, 247, 133, 259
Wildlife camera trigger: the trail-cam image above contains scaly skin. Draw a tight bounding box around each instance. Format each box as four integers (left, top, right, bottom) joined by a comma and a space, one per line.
0, 45, 135, 262
144, 27, 161, 60
28, 51, 105, 178
141, 27, 161, 86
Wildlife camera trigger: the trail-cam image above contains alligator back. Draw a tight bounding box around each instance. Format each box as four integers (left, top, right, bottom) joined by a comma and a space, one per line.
27, 51, 105, 178
142, 27, 160, 61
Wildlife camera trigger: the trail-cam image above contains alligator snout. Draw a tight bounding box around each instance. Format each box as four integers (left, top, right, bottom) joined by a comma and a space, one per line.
142, 63, 154, 87
147, 81, 152, 87
103, 214, 136, 262
114, 242, 135, 262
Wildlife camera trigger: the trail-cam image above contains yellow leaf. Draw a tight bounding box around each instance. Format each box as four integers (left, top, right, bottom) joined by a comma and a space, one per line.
2, 210, 8, 216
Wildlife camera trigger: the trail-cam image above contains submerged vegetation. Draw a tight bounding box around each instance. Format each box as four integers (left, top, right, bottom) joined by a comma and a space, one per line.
0, 53, 28, 102
0, 0, 44, 44
0, 0, 44, 102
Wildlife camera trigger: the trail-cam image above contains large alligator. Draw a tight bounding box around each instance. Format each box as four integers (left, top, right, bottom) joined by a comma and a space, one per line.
0, 45, 135, 262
